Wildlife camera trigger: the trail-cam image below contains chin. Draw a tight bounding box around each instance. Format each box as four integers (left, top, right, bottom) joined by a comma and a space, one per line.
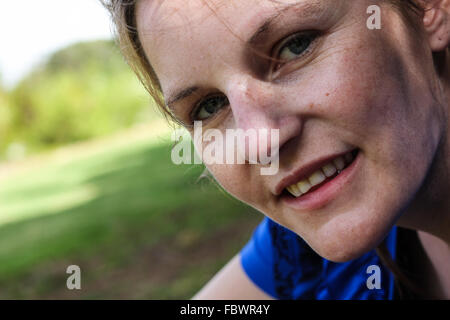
296, 212, 396, 263
314, 243, 375, 263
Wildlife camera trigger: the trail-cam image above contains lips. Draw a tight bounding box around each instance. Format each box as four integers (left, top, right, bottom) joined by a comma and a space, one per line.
275, 149, 359, 197
277, 149, 361, 211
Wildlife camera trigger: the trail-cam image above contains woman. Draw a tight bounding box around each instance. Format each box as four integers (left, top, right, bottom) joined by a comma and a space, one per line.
102, 0, 450, 299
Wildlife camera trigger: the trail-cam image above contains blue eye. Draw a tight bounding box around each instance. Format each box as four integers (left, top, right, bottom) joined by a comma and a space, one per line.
192, 95, 229, 121
274, 32, 317, 70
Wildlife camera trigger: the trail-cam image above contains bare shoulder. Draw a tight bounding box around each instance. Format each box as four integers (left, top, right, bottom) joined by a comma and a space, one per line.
192, 254, 275, 300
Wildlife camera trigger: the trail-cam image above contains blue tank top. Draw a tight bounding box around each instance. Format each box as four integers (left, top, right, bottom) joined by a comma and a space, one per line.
240, 217, 398, 299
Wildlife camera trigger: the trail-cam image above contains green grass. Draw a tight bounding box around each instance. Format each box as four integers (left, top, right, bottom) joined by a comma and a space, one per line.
0, 126, 261, 299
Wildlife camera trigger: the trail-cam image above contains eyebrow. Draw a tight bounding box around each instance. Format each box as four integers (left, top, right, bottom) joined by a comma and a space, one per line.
166, 1, 316, 108
247, 1, 324, 46
167, 86, 199, 107
247, 5, 296, 47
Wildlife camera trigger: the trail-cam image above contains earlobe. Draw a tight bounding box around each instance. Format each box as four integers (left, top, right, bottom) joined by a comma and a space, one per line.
423, 0, 450, 51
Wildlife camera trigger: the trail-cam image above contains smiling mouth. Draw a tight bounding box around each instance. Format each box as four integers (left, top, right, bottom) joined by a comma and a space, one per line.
283, 149, 359, 198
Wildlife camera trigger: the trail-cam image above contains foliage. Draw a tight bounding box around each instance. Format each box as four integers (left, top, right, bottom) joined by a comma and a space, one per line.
0, 88, 12, 145
1, 40, 154, 159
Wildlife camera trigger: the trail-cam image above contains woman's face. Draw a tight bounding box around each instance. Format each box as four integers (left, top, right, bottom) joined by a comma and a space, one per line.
137, 0, 446, 261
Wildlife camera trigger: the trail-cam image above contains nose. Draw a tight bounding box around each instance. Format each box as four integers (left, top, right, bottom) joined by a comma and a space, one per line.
225, 75, 302, 164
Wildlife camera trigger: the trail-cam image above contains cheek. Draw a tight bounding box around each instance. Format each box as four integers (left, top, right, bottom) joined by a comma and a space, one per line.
302, 32, 437, 168
313, 46, 399, 134
208, 164, 245, 195
277, 33, 443, 259
190, 124, 259, 206
324, 42, 437, 198
206, 163, 264, 206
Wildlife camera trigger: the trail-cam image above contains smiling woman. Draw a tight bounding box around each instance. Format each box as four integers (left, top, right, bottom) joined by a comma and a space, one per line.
101, 0, 450, 299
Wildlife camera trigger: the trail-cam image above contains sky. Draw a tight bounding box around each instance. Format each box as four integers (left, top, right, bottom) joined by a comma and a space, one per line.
0, 0, 113, 89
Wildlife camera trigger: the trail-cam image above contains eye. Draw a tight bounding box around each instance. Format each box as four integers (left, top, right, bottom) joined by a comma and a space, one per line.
191, 94, 229, 121
272, 32, 317, 72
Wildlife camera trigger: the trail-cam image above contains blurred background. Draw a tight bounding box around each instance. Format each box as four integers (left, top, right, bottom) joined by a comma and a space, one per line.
0, 0, 261, 298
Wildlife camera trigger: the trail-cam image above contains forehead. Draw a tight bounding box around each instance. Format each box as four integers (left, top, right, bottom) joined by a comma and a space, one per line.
136, 0, 327, 96
136, 0, 310, 39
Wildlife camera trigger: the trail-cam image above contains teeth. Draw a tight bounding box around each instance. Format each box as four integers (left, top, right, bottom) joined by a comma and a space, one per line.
333, 157, 345, 170
297, 180, 312, 194
322, 163, 337, 177
285, 151, 356, 198
308, 170, 326, 186
286, 184, 302, 197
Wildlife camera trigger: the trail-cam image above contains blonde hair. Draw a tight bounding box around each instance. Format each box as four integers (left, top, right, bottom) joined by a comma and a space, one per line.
100, 0, 168, 120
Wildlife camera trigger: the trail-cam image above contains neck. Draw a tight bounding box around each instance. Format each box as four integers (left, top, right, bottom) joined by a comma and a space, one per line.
398, 52, 450, 245
400, 137, 450, 245
396, 80, 450, 299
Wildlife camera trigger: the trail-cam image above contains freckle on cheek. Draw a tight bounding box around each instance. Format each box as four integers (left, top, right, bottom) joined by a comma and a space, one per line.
325, 93, 330, 97
309, 103, 314, 110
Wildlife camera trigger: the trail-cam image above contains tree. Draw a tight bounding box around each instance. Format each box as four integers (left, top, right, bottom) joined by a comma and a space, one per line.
7, 40, 153, 153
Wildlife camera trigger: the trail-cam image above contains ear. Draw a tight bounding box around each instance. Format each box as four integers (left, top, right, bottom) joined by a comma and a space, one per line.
423, 0, 450, 51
